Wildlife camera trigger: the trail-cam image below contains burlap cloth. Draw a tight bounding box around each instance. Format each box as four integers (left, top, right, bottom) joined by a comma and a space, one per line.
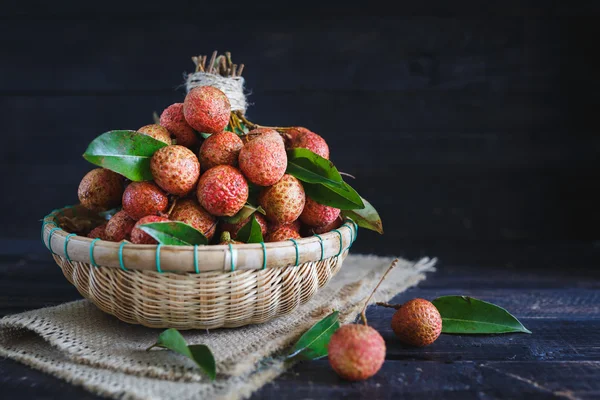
0, 254, 436, 400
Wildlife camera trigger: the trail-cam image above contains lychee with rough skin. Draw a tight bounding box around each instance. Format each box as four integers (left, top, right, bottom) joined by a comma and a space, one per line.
159, 103, 199, 148
78, 168, 124, 212
199, 131, 243, 170
239, 129, 287, 186
196, 165, 248, 217
104, 210, 136, 242
287, 127, 330, 159
266, 224, 301, 242
312, 216, 344, 234
150, 145, 201, 196
268, 219, 301, 235
169, 198, 217, 241
327, 324, 386, 381
219, 231, 243, 245
258, 174, 305, 225
137, 124, 172, 145
130, 215, 169, 244
122, 181, 168, 220
300, 197, 341, 228
87, 223, 108, 240
183, 86, 231, 134
390, 299, 442, 347
220, 212, 268, 240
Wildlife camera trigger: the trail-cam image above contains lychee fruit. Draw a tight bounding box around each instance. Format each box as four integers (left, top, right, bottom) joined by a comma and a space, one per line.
258, 174, 305, 225
104, 210, 136, 242
327, 324, 386, 381
183, 86, 231, 134
390, 299, 442, 347
219, 231, 243, 245
287, 127, 330, 159
130, 215, 170, 245
150, 145, 201, 196
239, 129, 287, 186
196, 165, 248, 217
220, 212, 268, 240
137, 124, 172, 145
268, 219, 301, 235
169, 198, 217, 241
300, 197, 341, 228
312, 216, 344, 234
87, 223, 108, 240
78, 168, 124, 212
199, 131, 243, 170
266, 224, 301, 242
122, 181, 168, 220
159, 103, 199, 148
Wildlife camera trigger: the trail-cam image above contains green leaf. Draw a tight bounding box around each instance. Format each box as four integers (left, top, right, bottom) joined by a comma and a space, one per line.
98, 207, 121, 220
200, 132, 212, 139
432, 296, 532, 334
225, 121, 249, 135
287, 311, 340, 361
221, 204, 265, 224
147, 328, 216, 380
342, 197, 383, 234
82, 130, 168, 181
139, 221, 208, 246
235, 215, 264, 244
286, 149, 344, 188
303, 181, 365, 210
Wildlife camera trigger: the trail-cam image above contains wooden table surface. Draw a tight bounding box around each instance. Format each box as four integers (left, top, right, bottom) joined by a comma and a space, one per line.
1, 240, 599, 399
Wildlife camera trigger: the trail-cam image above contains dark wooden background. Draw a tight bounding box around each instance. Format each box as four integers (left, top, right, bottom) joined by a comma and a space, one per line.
2, 2, 599, 260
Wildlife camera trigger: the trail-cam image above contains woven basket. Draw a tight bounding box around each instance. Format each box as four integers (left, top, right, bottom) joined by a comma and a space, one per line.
41, 205, 357, 329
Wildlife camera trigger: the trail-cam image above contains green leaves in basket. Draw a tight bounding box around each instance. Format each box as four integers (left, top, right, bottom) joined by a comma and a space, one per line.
83, 130, 168, 181
147, 328, 216, 380
432, 296, 532, 334
98, 207, 121, 220
342, 197, 383, 234
286, 149, 364, 210
138, 221, 208, 246
221, 204, 265, 224
236, 214, 264, 244
287, 311, 340, 361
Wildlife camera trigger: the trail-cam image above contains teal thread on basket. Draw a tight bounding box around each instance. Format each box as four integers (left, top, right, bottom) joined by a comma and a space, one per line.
228, 243, 235, 272
118, 242, 128, 271
260, 242, 267, 269
333, 229, 343, 256
314, 234, 324, 261
193, 244, 200, 274
156, 244, 163, 273
47, 227, 61, 254
89, 238, 101, 267
288, 238, 299, 266
64, 233, 76, 262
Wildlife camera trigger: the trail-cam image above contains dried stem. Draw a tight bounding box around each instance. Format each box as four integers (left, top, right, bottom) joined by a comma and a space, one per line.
166, 197, 178, 217
237, 64, 245, 77
360, 258, 399, 326
376, 302, 402, 310
339, 172, 356, 179
208, 51, 217, 74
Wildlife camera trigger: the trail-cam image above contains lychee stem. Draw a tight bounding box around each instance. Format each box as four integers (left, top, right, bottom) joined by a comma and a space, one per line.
234, 111, 294, 132
339, 172, 356, 180
166, 197, 178, 218
360, 258, 399, 326
375, 302, 403, 310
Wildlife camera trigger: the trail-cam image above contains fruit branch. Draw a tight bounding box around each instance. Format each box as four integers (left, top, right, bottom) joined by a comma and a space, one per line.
375, 302, 402, 310
359, 258, 399, 326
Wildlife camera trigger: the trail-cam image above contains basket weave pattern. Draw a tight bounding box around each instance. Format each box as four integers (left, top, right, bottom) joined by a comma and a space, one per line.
42, 206, 356, 329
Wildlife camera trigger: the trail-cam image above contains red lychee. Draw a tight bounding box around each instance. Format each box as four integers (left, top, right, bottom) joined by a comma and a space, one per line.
258, 174, 305, 225
122, 181, 168, 220
312, 216, 344, 234
391, 299, 442, 347
160, 103, 199, 149
300, 197, 341, 228
87, 223, 108, 240
239, 129, 287, 186
220, 213, 268, 240
196, 165, 248, 217
169, 198, 217, 241
137, 124, 172, 145
150, 145, 201, 196
327, 324, 386, 381
199, 131, 243, 170
104, 210, 136, 242
287, 127, 330, 159
78, 168, 124, 212
130, 215, 169, 245
183, 86, 231, 134
266, 225, 301, 242
268, 219, 301, 235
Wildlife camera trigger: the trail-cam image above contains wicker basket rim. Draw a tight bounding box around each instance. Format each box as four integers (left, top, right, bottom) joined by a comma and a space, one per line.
42, 205, 357, 273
